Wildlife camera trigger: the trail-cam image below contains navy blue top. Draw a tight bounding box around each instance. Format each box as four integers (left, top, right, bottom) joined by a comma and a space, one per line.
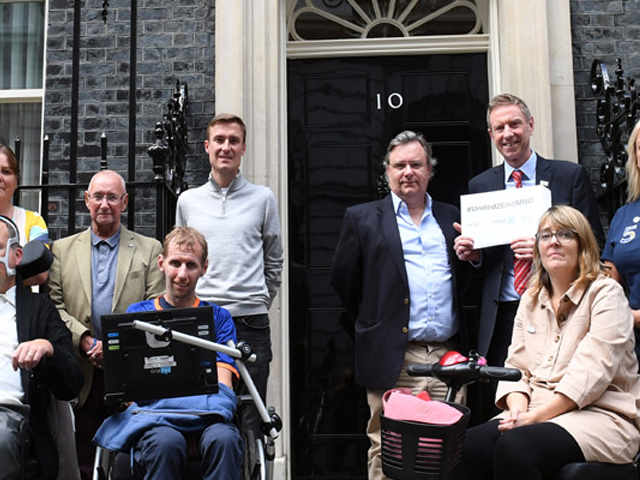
602, 198, 640, 353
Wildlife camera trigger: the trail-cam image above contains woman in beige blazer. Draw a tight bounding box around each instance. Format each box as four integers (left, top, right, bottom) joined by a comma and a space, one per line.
458, 205, 640, 479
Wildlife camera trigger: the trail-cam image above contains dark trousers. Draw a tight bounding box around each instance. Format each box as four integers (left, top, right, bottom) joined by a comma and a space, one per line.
134, 422, 243, 480
457, 419, 584, 480
75, 368, 110, 480
478, 301, 519, 421
234, 314, 272, 439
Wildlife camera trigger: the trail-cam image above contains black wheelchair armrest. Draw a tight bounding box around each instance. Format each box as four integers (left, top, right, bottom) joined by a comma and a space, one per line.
553, 459, 639, 480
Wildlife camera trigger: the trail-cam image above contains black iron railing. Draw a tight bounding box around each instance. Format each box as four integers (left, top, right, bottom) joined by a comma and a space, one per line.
147, 80, 189, 237
591, 58, 640, 221
14, 80, 189, 242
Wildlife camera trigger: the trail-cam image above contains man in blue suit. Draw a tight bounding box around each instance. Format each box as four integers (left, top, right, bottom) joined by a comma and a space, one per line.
454, 93, 604, 418
331, 131, 469, 480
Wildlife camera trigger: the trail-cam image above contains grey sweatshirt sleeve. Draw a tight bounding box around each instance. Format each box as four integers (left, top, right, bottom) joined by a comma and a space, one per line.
262, 191, 283, 307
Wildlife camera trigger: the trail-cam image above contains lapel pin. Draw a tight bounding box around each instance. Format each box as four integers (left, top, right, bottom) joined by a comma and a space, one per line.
526, 326, 536, 334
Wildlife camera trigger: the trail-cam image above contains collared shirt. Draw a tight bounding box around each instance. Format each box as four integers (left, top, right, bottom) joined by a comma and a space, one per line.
496, 275, 640, 463
391, 192, 458, 342
91, 228, 121, 338
500, 151, 537, 302
0, 286, 23, 405
503, 150, 537, 189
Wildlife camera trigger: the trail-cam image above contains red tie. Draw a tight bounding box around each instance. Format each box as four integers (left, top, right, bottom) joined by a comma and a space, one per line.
512, 170, 532, 295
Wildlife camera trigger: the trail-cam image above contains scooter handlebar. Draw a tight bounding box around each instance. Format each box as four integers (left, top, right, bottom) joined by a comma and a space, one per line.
479, 366, 522, 382
407, 364, 434, 377
407, 362, 521, 384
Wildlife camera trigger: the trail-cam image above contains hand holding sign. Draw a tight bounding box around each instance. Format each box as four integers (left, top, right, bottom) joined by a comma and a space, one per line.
459, 186, 552, 250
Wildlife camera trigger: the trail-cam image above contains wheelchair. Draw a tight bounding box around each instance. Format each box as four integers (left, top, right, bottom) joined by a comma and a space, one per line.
93, 395, 278, 480
551, 455, 639, 480
91, 321, 282, 480
382, 350, 640, 480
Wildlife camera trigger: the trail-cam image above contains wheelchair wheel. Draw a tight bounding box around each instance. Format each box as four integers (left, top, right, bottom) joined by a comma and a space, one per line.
242, 430, 267, 480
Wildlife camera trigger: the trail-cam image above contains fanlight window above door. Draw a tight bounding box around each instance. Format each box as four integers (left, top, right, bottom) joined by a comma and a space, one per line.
287, 0, 484, 41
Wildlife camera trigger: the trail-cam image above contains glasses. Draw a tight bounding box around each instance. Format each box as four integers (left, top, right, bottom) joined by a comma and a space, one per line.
536, 229, 577, 245
87, 193, 126, 204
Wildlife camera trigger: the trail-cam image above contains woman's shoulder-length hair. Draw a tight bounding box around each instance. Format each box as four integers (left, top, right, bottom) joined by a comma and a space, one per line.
530, 205, 607, 296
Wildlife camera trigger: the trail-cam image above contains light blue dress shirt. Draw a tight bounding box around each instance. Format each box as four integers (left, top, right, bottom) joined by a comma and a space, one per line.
391, 192, 458, 342
90, 228, 120, 337
499, 150, 537, 302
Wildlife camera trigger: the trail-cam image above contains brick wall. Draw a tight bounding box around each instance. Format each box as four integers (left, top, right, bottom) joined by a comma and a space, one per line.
42, 1, 637, 237
571, 0, 640, 227
43, 0, 215, 239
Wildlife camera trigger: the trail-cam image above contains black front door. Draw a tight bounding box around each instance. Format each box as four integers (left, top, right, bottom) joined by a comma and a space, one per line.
287, 53, 490, 479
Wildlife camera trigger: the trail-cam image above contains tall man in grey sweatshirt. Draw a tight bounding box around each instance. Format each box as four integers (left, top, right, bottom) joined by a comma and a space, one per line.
176, 113, 283, 438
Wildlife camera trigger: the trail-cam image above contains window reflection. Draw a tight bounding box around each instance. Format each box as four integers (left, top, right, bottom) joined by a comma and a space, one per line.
0, 2, 45, 89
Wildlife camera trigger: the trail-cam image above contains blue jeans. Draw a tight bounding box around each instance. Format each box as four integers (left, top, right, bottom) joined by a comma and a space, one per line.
135, 422, 243, 480
234, 314, 272, 438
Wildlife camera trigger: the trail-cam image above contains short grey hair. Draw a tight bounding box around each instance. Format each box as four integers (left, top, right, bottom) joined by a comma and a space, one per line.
382, 130, 437, 169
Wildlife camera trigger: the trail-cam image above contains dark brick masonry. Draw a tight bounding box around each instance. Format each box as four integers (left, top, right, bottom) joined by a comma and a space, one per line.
41, 1, 639, 236
43, 0, 216, 239
571, 0, 640, 229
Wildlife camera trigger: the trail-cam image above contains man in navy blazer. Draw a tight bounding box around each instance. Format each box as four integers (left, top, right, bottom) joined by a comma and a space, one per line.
331, 131, 469, 480
454, 93, 604, 418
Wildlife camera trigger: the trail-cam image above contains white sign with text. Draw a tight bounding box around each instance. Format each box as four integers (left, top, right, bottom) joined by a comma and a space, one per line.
460, 186, 552, 249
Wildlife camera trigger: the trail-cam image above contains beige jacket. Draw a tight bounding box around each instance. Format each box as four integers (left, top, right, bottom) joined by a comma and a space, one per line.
496, 274, 640, 463
48, 226, 164, 407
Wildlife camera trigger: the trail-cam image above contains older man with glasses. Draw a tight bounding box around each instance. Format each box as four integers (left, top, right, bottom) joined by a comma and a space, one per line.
48, 169, 164, 479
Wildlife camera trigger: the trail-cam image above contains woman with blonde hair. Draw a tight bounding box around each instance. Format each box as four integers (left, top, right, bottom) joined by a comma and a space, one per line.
603, 119, 640, 362
458, 205, 640, 479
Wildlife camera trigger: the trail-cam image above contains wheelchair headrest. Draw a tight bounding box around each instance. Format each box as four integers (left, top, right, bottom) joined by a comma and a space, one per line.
17, 240, 53, 280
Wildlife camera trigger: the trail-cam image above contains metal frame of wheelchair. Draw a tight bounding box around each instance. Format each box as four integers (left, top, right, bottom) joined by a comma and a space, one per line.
91, 321, 282, 480
93, 397, 277, 480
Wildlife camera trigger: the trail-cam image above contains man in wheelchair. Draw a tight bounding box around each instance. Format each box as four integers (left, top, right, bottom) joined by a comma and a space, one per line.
93, 226, 243, 479
0, 215, 83, 479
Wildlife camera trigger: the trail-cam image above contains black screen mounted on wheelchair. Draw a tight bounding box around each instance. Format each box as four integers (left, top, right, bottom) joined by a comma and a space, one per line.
101, 306, 218, 405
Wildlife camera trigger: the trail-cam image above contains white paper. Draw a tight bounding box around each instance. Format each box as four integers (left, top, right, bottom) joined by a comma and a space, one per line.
460, 185, 552, 249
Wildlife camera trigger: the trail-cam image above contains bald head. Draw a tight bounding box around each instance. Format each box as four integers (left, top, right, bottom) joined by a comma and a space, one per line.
84, 170, 129, 239
88, 170, 127, 193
